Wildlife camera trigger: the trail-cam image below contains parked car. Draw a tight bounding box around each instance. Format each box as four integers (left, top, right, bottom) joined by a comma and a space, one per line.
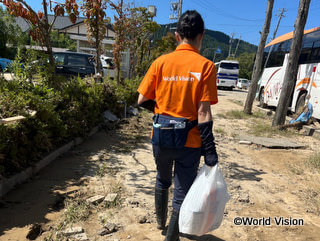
0, 58, 13, 72
100, 55, 115, 78
237, 78, 250, 89
53, 52, 95, 77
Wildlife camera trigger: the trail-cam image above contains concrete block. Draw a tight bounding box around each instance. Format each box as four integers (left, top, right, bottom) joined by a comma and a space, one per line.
63, 226, 83, 236
103, 110, 118, 122
313, 129, 320, 140
239, 135, 305, 149
73, 233, 89, 241
239, 140, 252, 145
104, 193, 118, 205
301, 126, 315, 136
86, 195, 105, 205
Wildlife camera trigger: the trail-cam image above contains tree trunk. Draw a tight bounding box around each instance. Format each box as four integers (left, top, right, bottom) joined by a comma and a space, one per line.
272, 0, 311, 126
95, 17, 102, 76
42, 0, 54, 80
243, 0, 274, 114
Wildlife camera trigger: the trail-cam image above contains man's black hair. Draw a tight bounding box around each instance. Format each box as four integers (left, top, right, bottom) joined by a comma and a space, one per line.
177, 10, 204, 40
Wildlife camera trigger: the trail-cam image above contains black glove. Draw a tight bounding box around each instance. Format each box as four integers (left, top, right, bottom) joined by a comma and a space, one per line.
138, 99, 156, 112
198, 121, 218, 166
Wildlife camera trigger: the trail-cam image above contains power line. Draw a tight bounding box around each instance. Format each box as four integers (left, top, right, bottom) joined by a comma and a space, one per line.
193, 0, 265, 22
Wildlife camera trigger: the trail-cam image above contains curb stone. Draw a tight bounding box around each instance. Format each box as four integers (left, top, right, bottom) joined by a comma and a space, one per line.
0, 126, 100, 197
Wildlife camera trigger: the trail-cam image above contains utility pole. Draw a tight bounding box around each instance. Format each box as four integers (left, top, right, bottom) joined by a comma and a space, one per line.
234, 35, 242, 58
264, 8, 287, 68
178, 0, 183, 19
169, 0, 183, 29
243, 0, 274, 114
228, 32, 235, 58
273, 8, 286, 40
273, 0, 311, 126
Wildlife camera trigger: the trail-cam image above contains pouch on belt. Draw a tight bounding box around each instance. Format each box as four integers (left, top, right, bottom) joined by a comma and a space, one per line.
151, 114, 198, 148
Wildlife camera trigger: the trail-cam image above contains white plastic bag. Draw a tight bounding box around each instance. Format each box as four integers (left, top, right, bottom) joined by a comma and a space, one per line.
179, 164, 230, 236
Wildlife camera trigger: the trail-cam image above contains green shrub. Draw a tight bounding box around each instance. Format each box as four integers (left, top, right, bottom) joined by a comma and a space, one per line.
108, 76, 142, 107
0, 75, 125, 176
0, 46, 142, 177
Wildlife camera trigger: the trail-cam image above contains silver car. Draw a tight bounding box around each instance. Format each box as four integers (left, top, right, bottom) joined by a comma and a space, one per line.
237, 78, 250, 89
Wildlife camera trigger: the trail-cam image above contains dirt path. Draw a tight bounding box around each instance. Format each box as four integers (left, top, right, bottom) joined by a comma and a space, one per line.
0, 89, 320, 241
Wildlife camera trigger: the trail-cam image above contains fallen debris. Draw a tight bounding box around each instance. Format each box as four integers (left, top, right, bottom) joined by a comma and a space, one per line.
86, 195, 105, 205
104, 193, 118, 206
128, 106, 139, 116
73, 232, 89, 241
97, 222, 119, 236
103, 110, 118, 122
137, 215, 147, 224
239, 135, 305, 149
239, 140, 252, 145
63, 226, 84, 236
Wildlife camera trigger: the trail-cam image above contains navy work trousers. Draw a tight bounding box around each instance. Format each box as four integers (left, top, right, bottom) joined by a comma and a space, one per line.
153, 145, 201, 211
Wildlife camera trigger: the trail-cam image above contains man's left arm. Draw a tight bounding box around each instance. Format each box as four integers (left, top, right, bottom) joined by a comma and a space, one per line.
137, 94, 156, 112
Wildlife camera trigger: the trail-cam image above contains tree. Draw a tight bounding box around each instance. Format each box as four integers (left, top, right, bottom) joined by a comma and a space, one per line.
151, 32, 177, 60
0, 7, 26, 58
81, 0, 110, 75
126, 7, 159, 77
109, 0, 127, 83
243, 0, 274, 114
272, 0, 311, 126
1, 0, 79, 68
50, 30, 76, 51
109, 1, 159, 81
235, 52, 255, 79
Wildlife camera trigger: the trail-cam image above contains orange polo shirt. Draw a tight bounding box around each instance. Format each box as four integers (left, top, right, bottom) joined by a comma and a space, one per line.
138, 43, 218, 148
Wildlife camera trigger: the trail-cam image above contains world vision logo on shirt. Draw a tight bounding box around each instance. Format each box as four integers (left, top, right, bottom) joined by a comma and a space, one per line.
162, 72, 201, 82
189, 72, 201, 82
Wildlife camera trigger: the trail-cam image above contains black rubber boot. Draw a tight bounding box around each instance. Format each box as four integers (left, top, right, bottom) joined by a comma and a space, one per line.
155, 188, 168, 230
164, 209, 180, 241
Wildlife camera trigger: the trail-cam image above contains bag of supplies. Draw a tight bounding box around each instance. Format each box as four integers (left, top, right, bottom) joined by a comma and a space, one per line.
179, 164, 230, 236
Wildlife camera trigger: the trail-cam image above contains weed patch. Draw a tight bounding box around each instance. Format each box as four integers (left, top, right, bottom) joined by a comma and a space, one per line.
228, 99, 243, 106
301, 188, 320, 215
218, 110, 267, 120
214, 128, 226, 135
288, 164, 304, 175
248, 120, 296, 137
252, 110, 268, 119
63, 199, 91, 224
308, 152, 320, 172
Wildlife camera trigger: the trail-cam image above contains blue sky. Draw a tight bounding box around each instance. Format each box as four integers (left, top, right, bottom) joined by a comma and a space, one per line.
136, 0, 320, 45
2, 0, 320, 45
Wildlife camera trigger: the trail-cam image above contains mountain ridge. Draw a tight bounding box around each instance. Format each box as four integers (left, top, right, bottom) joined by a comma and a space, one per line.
152, 23, 257, 62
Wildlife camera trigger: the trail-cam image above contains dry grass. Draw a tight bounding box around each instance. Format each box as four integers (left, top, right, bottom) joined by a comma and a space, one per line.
308, 152, 320, 172
288, 164, 304, 175
301, 188, 320, 215
228, 99, 244, 106
214, 127, 226, 135
248, 120, 297, 138
218, 110, 267, 120
63, 199, 91, 224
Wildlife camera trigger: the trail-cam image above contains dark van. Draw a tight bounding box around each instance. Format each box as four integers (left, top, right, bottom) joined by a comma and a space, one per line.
53, 52, 95, 77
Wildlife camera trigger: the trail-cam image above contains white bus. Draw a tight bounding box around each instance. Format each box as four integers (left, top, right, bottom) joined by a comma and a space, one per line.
258, 26, 320, 119
215, 60, 239, 90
